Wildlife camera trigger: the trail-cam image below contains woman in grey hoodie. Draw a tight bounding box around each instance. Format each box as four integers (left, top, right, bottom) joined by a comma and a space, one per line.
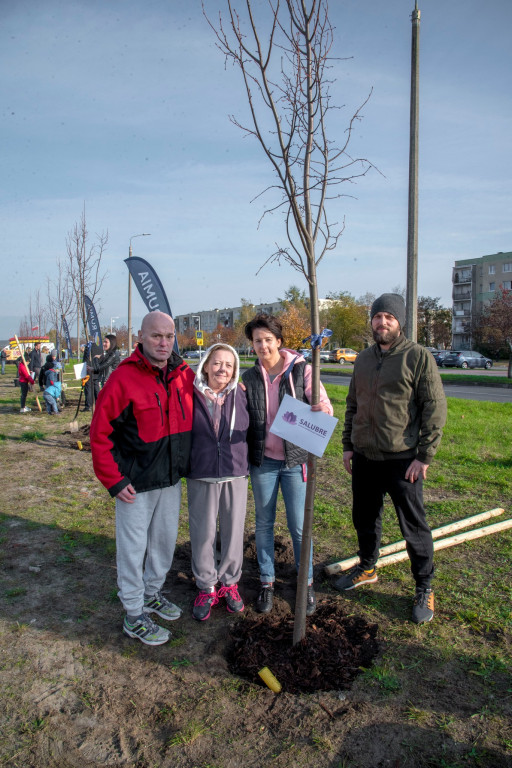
187, 343, 249, 621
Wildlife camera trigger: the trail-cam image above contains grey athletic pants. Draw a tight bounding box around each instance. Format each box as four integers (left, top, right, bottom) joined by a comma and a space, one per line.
115, 483, 181, 615
187, 477, 248, 590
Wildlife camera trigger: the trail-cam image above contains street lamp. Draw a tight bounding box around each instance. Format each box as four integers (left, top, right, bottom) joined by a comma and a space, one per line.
110, 316, 119, 333
128, 233, 151, 352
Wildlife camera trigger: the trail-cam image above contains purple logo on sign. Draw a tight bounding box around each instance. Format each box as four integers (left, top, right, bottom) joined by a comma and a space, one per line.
282, 410, 297, 425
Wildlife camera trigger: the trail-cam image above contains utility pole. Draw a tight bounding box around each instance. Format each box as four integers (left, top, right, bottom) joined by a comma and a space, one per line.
406, 1, 420, 341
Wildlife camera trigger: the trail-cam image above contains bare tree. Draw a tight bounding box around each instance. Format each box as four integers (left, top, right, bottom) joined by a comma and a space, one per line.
47, 256, 75, 356
17, 317, 31, 337
205, 0, 373, 643
28, 290, 46, 336
66, 205, 108, 344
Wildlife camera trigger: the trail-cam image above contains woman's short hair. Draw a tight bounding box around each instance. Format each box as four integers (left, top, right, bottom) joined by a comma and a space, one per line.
244, 314, 284, 344
203, 344, 238, 381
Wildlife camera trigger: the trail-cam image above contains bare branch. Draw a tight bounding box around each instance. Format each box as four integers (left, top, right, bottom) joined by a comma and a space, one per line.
65, 205, 108, 340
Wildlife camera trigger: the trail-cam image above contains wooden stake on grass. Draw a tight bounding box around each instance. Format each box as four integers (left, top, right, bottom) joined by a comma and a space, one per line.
324, 508, 506, 575
375, 517, 512, 568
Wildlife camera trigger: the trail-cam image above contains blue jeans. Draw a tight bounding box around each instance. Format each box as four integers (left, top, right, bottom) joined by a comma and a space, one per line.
43, 391, 59, 414
250, 457, 313, 584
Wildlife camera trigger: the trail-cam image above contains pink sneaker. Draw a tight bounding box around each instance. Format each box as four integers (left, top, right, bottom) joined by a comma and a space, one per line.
192, 589, 219, 621
218, 584, 244, 613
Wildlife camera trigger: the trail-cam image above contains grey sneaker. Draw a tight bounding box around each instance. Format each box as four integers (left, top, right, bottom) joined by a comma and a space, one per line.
412, 588, 434, 624
218, 583, 244, 613
143, 591, 182, 621
20, 406, 32, 413
333, 564, 378, 591
123, 615, 170, 645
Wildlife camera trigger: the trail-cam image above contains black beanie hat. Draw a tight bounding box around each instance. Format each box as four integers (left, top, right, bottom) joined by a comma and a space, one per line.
370, 293, 406, 329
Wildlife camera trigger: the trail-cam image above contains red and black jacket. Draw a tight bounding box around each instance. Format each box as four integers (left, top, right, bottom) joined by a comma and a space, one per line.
90, 345, 195, 497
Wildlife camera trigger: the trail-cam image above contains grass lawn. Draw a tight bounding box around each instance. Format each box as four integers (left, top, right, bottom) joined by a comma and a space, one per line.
0, 378, 510, 768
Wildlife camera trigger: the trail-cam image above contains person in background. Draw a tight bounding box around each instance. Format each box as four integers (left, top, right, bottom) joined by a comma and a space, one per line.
18, 356, 33, 413
242, 313, 333, 617
1, 347, 7, 375
39, 351, 58, 389
90, 311, 194, 646
334, 293, 447, 625
42, 361, 62, 416
187, 343, 249, 621
91, 334, 121, 387
28, 342, 42, 387
83, 339, 102, 411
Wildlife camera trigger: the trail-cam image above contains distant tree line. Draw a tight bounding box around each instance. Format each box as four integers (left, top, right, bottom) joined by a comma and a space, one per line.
177, 285, 455, 355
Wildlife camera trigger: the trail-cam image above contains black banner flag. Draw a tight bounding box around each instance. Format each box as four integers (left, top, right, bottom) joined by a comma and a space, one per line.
62, 315, 73, 359
84, 295, 102, 348
124, 256, 179, 353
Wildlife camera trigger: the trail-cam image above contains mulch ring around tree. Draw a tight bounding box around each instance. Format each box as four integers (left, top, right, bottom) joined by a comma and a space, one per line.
227, 603, 380, 694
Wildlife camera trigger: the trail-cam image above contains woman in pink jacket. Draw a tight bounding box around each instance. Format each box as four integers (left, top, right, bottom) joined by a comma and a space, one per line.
242, 314, 332, 618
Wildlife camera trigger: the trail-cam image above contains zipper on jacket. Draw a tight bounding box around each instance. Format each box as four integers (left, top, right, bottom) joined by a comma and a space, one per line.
155, 393, 164, 426
176, 387, 186, 420
369, 353, 383, 443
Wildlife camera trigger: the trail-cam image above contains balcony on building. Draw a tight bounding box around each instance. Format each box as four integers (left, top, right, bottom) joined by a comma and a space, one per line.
453, 269, 473, 285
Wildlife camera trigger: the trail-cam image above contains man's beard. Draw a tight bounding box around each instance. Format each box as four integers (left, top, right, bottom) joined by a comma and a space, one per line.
372, 327, 400, 345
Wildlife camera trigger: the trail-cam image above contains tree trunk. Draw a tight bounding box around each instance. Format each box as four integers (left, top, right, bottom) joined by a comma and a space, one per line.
293, 452, 317, 645
293, 265, 321, 646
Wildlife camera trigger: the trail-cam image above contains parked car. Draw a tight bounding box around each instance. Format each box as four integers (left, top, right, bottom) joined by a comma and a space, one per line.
300, 348, 330, 362
440, 350, 493, 370
185, 350, 202, 359
329, 347, 358, 364
431, 349, 452, 366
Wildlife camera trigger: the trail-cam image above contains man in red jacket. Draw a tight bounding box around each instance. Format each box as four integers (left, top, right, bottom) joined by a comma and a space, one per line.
91, 311, 194, 645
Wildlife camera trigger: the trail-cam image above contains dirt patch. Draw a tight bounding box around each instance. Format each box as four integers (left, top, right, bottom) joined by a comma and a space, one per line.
228, 604, 379, 694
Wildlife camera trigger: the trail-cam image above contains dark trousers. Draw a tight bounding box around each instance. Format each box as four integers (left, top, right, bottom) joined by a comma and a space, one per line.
351, 452, 434, 589
20, 382, 29, 409
84, 377, 100, 408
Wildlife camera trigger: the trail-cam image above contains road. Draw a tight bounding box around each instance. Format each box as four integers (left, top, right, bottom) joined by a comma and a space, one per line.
320, 372, 512, 403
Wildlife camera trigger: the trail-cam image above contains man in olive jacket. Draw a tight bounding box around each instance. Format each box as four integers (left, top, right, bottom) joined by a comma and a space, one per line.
334, 293, 447, 624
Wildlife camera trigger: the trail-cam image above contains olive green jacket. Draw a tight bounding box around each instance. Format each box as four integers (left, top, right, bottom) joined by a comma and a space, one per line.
342, 334, 447, 464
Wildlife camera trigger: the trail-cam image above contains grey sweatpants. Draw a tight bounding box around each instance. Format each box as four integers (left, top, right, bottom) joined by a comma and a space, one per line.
115, 483, 181, 615
187, 477, 248, 590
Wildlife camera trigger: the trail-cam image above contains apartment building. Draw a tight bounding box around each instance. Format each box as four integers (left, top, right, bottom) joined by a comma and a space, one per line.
174, 301, 283, 334
174, 298, 336, 335
452, 251, 512, 348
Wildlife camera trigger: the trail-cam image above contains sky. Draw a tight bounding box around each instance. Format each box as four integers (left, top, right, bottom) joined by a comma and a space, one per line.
1, 0, 511, 339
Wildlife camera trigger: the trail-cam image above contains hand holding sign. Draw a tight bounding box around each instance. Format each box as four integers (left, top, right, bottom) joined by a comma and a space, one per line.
269, 394, 338, 457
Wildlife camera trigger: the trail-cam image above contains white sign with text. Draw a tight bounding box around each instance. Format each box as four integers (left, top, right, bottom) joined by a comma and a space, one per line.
269, 394, 338, 458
